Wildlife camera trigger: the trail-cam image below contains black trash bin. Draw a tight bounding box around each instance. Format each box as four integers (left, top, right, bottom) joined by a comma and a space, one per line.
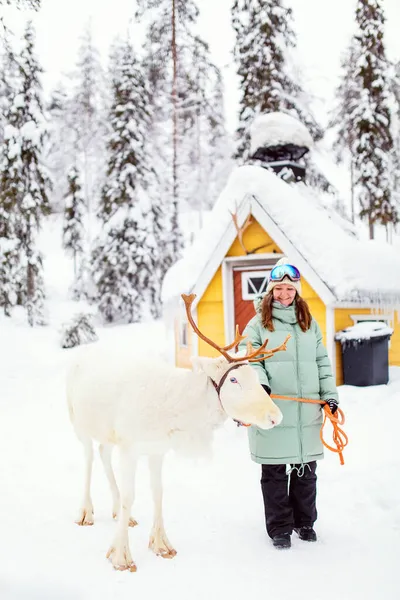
335, 322, 393, 387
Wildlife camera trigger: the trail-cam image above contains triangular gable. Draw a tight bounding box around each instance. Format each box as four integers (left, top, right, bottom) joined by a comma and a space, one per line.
191, 193, 336, 308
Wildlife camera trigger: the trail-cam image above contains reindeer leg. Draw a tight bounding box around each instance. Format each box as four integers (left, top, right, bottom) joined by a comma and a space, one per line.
75, 437, 94, 526
148, 454, 177, 559
106, 447, 137, 572
99, 444, 137, 526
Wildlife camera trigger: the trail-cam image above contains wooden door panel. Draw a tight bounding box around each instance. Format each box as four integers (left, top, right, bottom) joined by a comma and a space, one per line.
233, 271, 256, 333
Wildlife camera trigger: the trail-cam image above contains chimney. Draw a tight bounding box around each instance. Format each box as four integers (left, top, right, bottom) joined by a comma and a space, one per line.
249, 112, 313, 183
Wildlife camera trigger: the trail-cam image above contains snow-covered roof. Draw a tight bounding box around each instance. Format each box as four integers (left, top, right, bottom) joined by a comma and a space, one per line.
250, 112, 313, 155
162, 165, 400, 308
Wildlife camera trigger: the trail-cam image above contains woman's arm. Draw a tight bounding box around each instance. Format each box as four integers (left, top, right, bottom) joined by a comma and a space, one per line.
313, 320, 339, 402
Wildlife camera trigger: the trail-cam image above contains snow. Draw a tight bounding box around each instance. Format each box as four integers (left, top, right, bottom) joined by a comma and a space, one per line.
335, 320, 394, 342
249, 112, 314, 154
1, 310, 400, 600
1, 211, 400, 600
163, 165, 400, 308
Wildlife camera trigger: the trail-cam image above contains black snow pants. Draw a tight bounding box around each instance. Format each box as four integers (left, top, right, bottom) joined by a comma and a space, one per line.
260, 462, 317, 538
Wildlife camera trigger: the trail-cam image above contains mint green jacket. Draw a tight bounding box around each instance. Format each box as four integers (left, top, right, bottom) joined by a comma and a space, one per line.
240, 300, 338, 465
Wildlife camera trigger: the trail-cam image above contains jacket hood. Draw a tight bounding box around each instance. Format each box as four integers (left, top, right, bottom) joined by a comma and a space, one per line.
253, 293, 266, 315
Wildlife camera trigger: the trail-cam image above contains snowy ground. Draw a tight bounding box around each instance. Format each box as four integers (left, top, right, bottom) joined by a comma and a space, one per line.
1, 311, 400, 600
1, 217, 399, 599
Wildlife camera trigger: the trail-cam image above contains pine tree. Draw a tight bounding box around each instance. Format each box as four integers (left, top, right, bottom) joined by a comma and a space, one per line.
139, 0, 231, 247
0, 21, 50, 325
0, 0, 40, 7
232, 0, 323, 160
63, 165, 85, 278
137, 0, 204, 259
0, 26, 19, 145
69, 22, 107, 226
391, 60, 400, 219
176, 34, 232, 220
330, 40, 363, 223
352, 0, 396, 238
93, 38, 158, 323
45, 84, 77, 211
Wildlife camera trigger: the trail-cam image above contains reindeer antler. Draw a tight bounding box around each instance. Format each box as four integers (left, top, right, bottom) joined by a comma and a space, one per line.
246, 335, 291, 363
229, 209, 252, 255
181, 293, 290, 363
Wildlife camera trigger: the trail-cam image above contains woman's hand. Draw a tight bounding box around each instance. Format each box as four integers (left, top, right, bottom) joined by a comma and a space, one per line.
324, 399, 339, 415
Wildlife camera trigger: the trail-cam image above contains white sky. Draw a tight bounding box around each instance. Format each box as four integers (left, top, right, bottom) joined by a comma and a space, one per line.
2, 0, 400, 131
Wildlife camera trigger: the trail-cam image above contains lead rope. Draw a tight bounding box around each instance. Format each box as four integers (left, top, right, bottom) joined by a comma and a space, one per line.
270, 394, 348, 465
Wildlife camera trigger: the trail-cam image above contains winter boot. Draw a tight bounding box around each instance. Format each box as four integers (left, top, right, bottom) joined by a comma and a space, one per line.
294, 526, 317, 542
272, 533, 291, 549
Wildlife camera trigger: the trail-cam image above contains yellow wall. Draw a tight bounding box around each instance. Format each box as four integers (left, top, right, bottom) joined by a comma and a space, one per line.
227, 219, 281, 256
334, 308, 400, 385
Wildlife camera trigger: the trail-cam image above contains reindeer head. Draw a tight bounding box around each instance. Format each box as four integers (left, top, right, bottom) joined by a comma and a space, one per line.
182, 294, 290, 430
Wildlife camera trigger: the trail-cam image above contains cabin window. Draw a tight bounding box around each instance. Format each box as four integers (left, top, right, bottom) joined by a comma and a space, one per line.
350, 314, 390, 326
180, 322, 189, 347
241, 270, 271, 301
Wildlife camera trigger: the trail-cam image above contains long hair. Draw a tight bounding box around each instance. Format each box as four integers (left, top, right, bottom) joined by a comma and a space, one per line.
261, 292, 312, 332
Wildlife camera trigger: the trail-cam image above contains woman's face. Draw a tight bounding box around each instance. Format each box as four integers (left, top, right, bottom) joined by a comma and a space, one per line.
272, 284, 297, 306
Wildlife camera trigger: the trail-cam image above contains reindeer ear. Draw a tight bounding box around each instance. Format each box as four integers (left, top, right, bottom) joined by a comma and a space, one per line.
191, 355, 227, 378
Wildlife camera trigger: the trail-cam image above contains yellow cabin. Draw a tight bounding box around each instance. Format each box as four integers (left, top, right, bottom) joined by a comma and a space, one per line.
162, 163, 400, 387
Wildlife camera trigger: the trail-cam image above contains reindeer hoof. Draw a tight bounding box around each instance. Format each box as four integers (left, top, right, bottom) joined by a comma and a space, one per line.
149, 537, 177, 559
161, 548, 177, 559
75, 510, 94, 526
106, 546, 137, 572
128, 518, 138, 528
114, 562, 137, 572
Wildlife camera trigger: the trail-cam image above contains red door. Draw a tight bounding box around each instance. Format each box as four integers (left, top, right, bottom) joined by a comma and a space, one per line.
233, 268, 271, 334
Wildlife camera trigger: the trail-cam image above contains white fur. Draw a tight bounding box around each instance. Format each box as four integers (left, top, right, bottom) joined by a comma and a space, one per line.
67, 344, 282, 572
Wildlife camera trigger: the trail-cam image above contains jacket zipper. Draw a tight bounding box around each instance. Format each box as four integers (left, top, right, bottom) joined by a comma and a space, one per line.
294, 325, 303, 463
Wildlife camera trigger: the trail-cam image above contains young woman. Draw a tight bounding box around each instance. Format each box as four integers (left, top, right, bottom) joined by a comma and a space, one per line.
239, 258, 338, 550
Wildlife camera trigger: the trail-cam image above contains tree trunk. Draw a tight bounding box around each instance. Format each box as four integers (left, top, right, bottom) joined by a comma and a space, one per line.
171, 0, 179, 259
368, 217, 374, 240
350, 158, 355, 224
27, 260, 34, 327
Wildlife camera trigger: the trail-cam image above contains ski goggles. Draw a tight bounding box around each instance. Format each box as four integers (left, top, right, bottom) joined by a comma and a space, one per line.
269, 264, 301, 283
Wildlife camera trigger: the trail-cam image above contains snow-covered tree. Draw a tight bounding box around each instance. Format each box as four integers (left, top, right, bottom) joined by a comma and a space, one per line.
60, 312, 98, 349
351, 0, 396, 238
138, 0, 232, 249
329, 40, 363, 222
0, 197, 19, 316
232, 0, 323, 161
391, 60, 400, 218
45, 84, 77, 212
0, 0, 40, 7
68, 22, 107, 225
63, 165, 85, 278
0, 24, 19, 145
93, 38, 159, 323
0, 21, 50, 325
92, 207, 157, 323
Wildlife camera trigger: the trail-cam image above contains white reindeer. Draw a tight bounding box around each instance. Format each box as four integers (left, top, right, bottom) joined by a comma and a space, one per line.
67, 293, 288, 572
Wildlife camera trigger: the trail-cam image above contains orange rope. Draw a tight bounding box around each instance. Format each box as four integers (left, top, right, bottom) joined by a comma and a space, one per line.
270, 394, 348, 466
